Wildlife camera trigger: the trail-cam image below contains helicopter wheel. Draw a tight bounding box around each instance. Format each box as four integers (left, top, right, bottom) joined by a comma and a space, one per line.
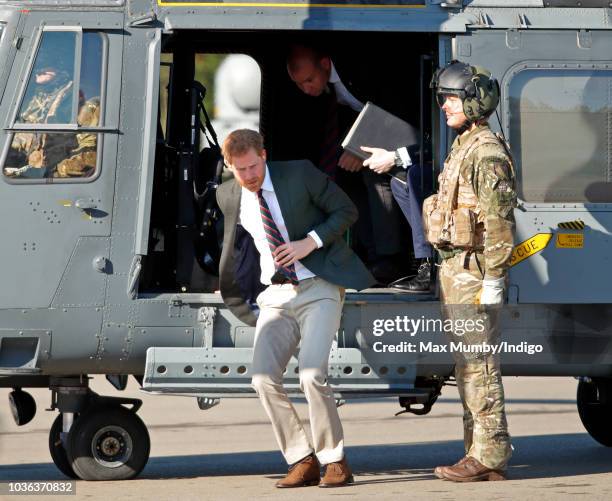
68, 405, 150, 480
577, 378, 612, 447
49, 413, 79, 479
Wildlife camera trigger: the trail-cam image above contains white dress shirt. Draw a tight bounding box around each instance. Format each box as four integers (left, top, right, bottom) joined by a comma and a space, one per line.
239, 165, 323, 285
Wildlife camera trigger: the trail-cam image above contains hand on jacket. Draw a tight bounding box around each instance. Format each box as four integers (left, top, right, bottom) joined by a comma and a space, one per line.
273, 236, 318, 267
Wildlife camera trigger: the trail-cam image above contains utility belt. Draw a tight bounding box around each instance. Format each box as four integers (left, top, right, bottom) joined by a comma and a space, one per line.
438, 247, 485, 274
423, 198, 484, 249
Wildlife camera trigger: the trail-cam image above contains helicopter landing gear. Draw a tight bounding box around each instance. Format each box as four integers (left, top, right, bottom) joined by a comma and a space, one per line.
49, 413, 79, 479
67, 404, 150, 480
8, 388, 37, 426
48, 377, 150, 480
577, 377, 612, 447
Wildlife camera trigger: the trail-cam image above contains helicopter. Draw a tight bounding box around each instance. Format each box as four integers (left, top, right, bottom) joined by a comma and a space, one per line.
1, 0, 612, 480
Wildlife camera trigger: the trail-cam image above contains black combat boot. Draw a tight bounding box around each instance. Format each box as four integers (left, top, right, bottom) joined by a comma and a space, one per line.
389, 258, 432, 293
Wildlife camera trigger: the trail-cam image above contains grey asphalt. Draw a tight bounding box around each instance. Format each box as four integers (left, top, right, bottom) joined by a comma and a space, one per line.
1, 376, 612, 500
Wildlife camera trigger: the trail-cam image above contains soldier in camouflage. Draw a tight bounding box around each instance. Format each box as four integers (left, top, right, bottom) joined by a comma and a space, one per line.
425, 61, 517, 481
5, 65, 77, 178
56, 97, 100, 178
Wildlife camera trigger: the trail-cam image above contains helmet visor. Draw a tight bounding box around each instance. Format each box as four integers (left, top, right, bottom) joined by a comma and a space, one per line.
436, 92, 448, 107
436, 91, 463, 108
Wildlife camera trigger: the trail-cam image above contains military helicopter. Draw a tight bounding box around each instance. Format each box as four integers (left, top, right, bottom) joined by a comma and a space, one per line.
1, 0, 612, 481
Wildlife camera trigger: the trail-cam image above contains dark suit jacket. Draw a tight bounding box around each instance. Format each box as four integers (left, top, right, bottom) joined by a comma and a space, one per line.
272, 60, 364, 164
216, 159, 375, 326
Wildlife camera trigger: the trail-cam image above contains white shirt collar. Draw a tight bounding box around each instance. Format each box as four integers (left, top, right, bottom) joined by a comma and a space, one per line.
328, 60, 341, 85
261, 164, 274, 192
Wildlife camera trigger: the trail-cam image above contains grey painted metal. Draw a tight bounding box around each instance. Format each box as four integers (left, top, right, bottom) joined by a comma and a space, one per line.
0, 329, 50, 370
143, 346, 420, 398
0, 1, 125, 7
453, 29, 612, 304
468, 0, 544, 5
0, 10, 122, 313
134, 28, 161, 256
460, 7, 612, 29
141, 301, 612, 396
0, 10, 25, 106
160, 9, 469, 33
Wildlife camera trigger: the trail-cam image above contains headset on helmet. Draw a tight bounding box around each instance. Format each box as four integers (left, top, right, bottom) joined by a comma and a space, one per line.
430, 60, 500, 123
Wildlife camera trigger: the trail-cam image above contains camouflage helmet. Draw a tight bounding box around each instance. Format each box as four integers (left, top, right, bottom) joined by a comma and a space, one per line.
430, 60, 500, 122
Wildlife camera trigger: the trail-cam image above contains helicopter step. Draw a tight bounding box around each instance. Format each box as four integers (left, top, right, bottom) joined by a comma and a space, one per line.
142, 346, 444, 405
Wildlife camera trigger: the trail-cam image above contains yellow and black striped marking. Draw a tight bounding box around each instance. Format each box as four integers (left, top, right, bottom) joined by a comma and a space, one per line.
557, 219, 585, 230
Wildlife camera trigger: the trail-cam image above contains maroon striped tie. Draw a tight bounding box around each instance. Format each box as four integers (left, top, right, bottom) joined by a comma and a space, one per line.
257, 189, 299, 285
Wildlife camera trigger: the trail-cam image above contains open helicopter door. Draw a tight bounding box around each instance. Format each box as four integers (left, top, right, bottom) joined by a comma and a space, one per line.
452, 28, 612, 304
0, 10, 123, 310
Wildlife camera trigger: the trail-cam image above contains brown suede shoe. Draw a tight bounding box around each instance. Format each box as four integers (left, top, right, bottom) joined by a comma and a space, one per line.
275, 454, 321, 488
319, 457, 354, 488
437, 456, 506, 482
434, 456, 470, 479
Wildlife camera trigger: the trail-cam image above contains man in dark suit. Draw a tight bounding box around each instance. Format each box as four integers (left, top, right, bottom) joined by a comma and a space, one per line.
286, 45, 405, 284
216, 129, 374, 488
361, 145, 433, 292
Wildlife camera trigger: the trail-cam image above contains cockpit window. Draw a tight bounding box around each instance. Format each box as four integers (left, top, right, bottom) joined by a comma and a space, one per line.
4, 30, 105, 181
17, 31, 77, 125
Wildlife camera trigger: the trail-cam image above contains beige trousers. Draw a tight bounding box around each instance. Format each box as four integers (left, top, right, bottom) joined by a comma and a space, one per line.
251, 277, 344, 465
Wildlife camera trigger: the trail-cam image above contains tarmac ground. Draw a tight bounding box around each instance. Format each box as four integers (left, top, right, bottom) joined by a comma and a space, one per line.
2, 376, 612, 500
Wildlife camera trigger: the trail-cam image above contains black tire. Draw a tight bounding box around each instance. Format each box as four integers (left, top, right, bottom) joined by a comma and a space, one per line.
68, 405, 150, 480
49, 414, 79, 479
9, 389, 36, 426
577, 379, 612, 447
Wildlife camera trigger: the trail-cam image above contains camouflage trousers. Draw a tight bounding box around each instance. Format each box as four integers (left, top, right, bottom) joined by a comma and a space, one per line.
439, 251, 512, 471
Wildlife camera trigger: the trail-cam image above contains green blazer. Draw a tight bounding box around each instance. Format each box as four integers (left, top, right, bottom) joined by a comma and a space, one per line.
216, 159, 375, 326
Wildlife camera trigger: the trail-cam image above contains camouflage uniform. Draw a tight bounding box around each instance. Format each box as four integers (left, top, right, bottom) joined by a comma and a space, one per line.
7, 79, 77, 178
56, 97, 100, 178
433, 123, 516, 471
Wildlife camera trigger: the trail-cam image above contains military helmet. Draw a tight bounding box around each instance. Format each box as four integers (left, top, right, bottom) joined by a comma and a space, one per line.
430, 60, 500, 122
77, 97, 100, 127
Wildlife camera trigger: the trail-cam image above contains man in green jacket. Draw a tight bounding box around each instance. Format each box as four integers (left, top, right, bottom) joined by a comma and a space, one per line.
216, 129, 374, 489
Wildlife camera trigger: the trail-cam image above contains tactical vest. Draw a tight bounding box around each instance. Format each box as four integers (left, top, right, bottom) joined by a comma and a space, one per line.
423, 127, 509, 250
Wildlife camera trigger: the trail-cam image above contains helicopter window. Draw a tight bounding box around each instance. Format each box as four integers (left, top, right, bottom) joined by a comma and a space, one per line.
204, 53, 261, 143
17, 30, 78, 125
508, 68, 612, 203
3, 30, 106, 181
